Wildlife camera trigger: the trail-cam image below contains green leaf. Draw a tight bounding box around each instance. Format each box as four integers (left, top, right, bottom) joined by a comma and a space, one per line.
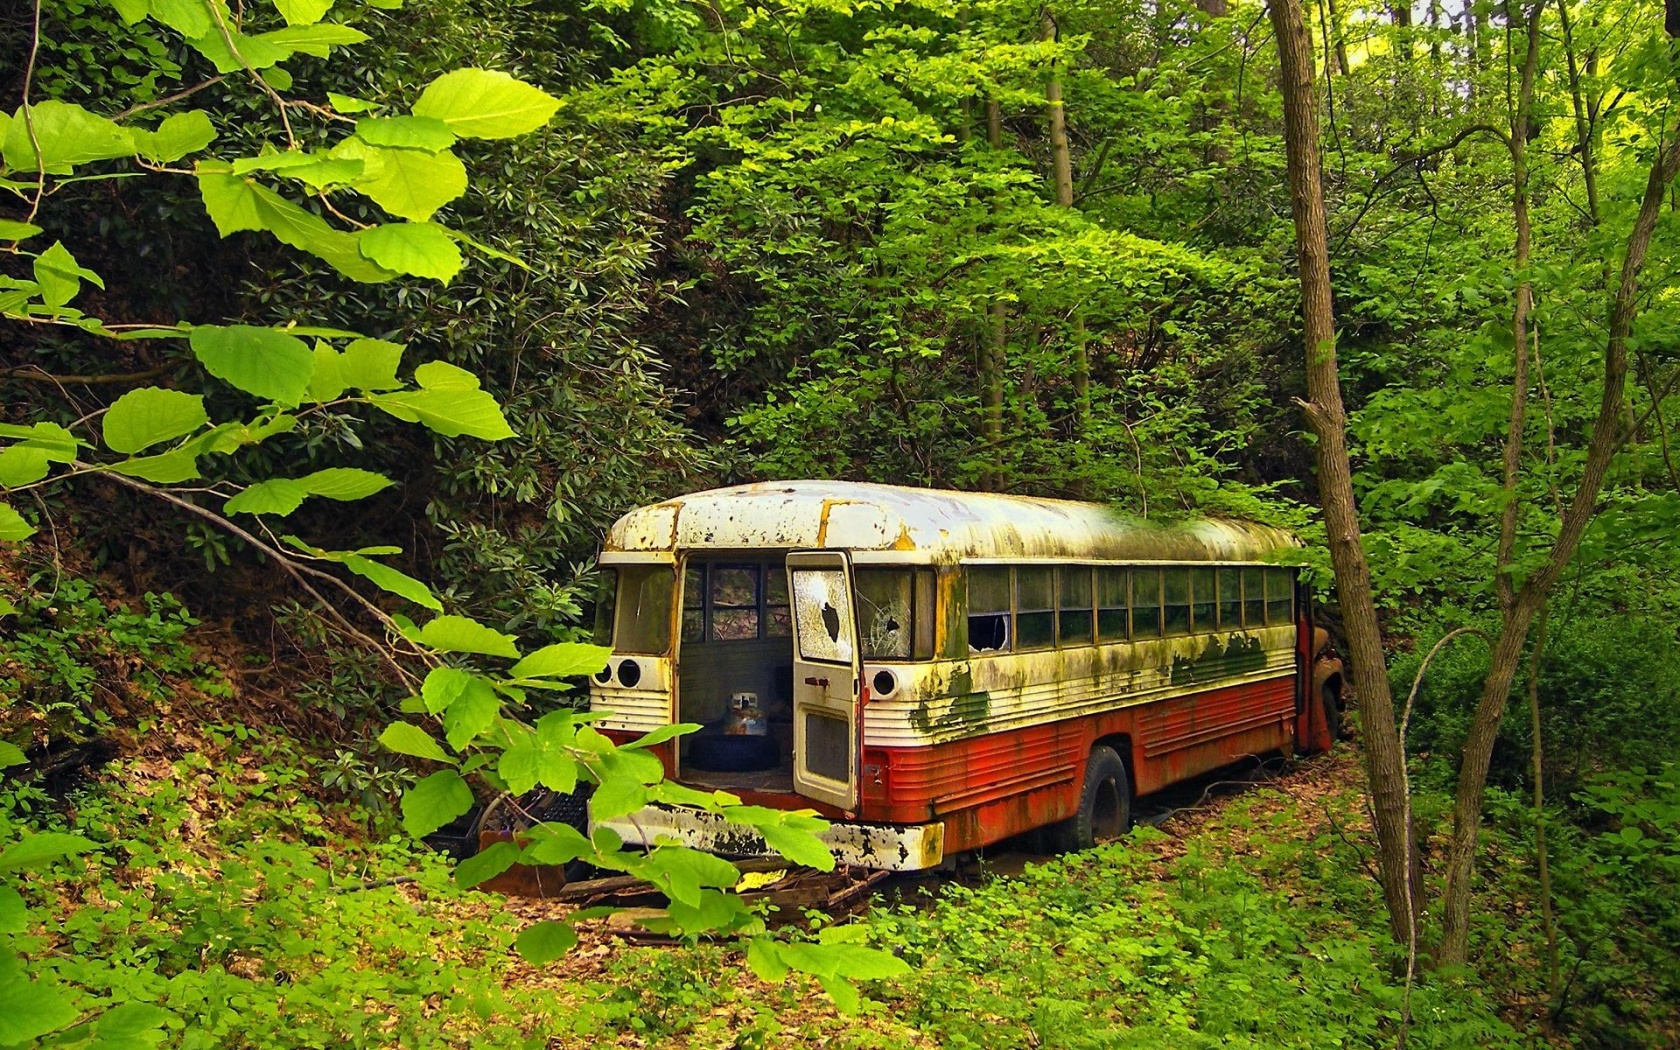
131, 109, 216, 162
333, 137, 467, 222
756, 821, 835, 871
416, 615, 520, 659
184, 25, 290, 72
102, 387, 208, 454
498, 711, 579, 794
746, 937, 791, 982
254, 22, 369, 56
0, 741, 25, 767
358, 222, 463, 281
148, 0, 211, 37
442, 678, 501, 750
0, 950, 80, 1046
341, 338, 404, 391
414, 360, 480, 389
0, 886, 24, 934
0, 502, 36, 541
0, 831, 96, 871
378, 722, 453, 763
0, 422, 78, 463
195, 169, 396, 283
3, 101, 136, 174
298, 466, 392, 500
0, 446, 50, 487
521, 821, 592, 865
412, 69, 560, 140
223, 478, 307, 516
514, 920, 577, 964
111, 0, 149, 22
0, 220, 42, 241
621, 722, 701, 751
454, 840, 519, 888
327, 91, 377, 113
420, 666, 473, 715
34, 241, 101, 310
509, 642, 611, 680
370, 387, 515, 440
272, 0, 333, 24
588, 776, 648, 822
91, 1001, 171, 1049
343, 554, 442, 611
401, 769, 473, 838
109, 447, 200, 483
355, 115, 454, 151
233, 150, 364, 189
190, 325, 314, 406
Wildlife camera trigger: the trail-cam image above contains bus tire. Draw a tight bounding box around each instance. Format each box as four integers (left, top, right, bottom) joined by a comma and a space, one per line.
1046, 745, 1132, 853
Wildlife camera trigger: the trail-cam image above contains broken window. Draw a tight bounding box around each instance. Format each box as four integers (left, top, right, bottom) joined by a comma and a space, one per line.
966, 566, 1011, 653
1057, 566, 1093, 646
792, 567, 855, 664
856, 568, 934, 661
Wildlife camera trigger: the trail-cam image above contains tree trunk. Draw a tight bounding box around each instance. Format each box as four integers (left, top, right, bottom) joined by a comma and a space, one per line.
1042, 6, 1087, 439
981, 98, 1007, 490
1437, 90, 1680, 970
1266, 0, 1419, 948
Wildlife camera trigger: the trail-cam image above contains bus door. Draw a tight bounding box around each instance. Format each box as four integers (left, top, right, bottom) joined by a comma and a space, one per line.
786, 551, 861, 810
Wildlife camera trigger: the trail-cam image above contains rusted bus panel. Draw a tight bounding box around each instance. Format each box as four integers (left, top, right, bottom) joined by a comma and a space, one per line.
601, 481, 1301, 564
862, 624, 1298, 748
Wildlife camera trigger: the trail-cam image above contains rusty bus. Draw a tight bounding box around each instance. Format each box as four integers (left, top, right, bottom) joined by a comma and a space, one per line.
588, 481, 1345, 871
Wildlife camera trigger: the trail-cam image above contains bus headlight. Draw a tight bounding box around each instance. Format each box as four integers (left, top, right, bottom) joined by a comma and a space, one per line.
871, 669, 898, 699
618, 658, 643, 688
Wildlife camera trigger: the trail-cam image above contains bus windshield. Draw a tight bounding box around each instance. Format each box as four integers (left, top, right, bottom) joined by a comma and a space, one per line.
602, 565, 674, 655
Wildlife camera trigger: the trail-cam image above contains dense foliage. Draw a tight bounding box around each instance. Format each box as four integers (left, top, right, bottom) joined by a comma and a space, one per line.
7, 0, 1680, 1044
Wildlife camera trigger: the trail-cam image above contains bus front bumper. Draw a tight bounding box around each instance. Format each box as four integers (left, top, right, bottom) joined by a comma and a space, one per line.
592, 805, 946, 873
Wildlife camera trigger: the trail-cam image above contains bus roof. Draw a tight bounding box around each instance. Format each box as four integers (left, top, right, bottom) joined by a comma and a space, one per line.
600, 481, 1300, 564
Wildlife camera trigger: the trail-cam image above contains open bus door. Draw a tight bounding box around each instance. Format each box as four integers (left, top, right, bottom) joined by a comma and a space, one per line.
785, 551, 861, 811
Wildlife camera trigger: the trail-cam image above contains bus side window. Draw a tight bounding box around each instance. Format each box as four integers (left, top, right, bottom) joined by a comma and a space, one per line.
967, 566, 1012, 653
1163, 569, 1191, 637
682, 563, 706, 643
1057, 566, 1093, 646
1096, 566, 1128, 641
1218, 567, 1242, 629
1190, 567, 1215, 632
1242, 567, 1265, 626
1131, 568, 1163, 638
1016, 566, 1055, 651
1265, 567, 1296, 625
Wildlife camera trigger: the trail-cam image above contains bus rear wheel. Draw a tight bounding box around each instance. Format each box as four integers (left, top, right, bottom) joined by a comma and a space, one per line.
1046, 745, 1132, 853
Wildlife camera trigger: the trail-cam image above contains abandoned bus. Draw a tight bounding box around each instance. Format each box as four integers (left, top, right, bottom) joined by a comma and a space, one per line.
588, 481, 1344, 871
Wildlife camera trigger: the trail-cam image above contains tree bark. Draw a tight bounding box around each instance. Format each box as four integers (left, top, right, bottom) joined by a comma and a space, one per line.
1042, 5, 1088, 437
1267, 0, 1419, 948
981, 98, 1007, 490
1437, 94, 1680, 970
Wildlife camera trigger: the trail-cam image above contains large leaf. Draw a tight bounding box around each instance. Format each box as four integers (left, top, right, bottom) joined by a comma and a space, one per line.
0, 422, 78, 463
273, 0, 334, 24
102, 387, 208, 454
147, 0, 212, 37
2, 101, 136, 174
358, 222, 463, 282
0, 502, 35, 541
377, 722, 453, 763
131, 109, 216, 163
339, 338, 404, 391
33, 241, 102, 310
0, 220, 42, 241
0, 831, 96, 871
91, 1001, 172, 1049
109, 447, 201, 483
232, 149, 363, 189
0, 446, 50, 488
0, 951, 79, 1047
222, 478, 308, 516
355, 115, 454, 151
400, 769, 473, 838
509, 642, 612, 681
416, 615, 520, 659
453, 839, 520, 889
370, 386, 515, 440
342, 554, 442, 611
0, 741, 25, 767
0, 886, 24, 934
332, 138, 467, 222
513, 921, 578, 964
255, 22, 369, 56
412, 69, 560, 140
195, 169, 396, 283
190, 325, 315, 406
296, 466, 392, 500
